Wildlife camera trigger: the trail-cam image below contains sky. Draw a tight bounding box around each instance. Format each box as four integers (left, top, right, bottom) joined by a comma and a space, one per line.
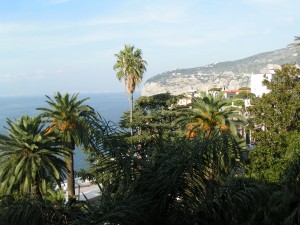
0, 0, 299, 96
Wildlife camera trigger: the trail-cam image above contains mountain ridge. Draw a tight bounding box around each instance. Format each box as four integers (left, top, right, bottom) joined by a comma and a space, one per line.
141, 46, 300, 96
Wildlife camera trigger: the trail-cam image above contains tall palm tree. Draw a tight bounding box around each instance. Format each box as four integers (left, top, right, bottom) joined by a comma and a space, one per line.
113, 44, 147, 136
0, 116, 67, 198
37, 92, 98, 199
175, 92, 246, 138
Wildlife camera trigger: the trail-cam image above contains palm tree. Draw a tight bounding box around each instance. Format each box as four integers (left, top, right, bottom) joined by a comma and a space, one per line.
0, 116, 67, 198
37, 92, 98, 199
289, 36, 300, 46
113, 44, 147, 136
175, 92, 246, 138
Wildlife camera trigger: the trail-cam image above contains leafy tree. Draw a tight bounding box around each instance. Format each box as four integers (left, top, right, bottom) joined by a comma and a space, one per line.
238, 87, 251, 90
121, 93, 180, 134
119, 93, 183, 159
114, 44, 147, 136
208, 87, 222, 92
248, 64, 300, 182
134, 92, 179, 111
37, 92, 98, 199
0, 116, 67, 198
234, 91, 255, 99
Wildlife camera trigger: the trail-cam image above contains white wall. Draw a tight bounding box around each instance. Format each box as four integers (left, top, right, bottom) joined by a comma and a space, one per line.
250, 73, 273, 97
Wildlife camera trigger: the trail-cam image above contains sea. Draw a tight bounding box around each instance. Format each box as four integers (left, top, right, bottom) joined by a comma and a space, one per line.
0, 92, 137, 171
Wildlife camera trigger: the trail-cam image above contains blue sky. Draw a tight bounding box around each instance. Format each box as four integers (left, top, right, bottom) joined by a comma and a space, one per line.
0, 0, 299, 96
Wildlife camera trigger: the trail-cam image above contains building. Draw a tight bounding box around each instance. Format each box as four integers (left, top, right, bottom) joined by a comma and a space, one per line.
223, 89, 251, 99
177, 90, 199, 107
250, 72, 274, 97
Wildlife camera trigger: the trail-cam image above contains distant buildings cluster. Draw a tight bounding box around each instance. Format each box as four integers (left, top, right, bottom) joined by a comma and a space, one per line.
177, 68, 275, 107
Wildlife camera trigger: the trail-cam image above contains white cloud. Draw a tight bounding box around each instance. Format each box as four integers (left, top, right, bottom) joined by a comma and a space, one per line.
0, 72, 45, 83
0, 22, 38, 34
34, 32, 119, 51
0, 0, 194, 52
85, 1, 191, 26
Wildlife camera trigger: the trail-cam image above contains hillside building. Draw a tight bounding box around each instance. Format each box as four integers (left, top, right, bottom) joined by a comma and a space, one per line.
177, 90, 200, 107
250, 69, 275, 97
223, 89, 251, 99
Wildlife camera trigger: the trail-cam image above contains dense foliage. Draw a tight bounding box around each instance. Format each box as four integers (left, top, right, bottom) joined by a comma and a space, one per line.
247, 64, 300, 182
0, 62, 299, 224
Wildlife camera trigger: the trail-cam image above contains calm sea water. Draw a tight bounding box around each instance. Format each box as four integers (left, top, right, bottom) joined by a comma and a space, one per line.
0, 92, 137, 170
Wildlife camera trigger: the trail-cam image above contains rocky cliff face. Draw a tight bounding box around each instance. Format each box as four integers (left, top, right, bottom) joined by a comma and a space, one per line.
141, 47, 300, 96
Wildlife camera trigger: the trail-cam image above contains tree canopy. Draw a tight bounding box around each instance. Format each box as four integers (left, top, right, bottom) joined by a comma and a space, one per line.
248, 64, 300, 182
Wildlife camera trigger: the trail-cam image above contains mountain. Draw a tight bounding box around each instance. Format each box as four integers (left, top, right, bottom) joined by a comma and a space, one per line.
141, 46, 300, 96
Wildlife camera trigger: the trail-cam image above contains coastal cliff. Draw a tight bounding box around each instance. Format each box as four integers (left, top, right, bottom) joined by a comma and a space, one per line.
141, 46, 300, 96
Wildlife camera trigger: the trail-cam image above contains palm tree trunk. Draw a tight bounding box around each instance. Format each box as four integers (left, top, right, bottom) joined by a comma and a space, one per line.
130, 92, 133, 136
31, 183, 42, 200
66, 148, 75, 200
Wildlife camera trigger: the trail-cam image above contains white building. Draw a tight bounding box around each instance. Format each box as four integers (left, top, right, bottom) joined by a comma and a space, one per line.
177, 90, 199, 107
250, 72, 274, 97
